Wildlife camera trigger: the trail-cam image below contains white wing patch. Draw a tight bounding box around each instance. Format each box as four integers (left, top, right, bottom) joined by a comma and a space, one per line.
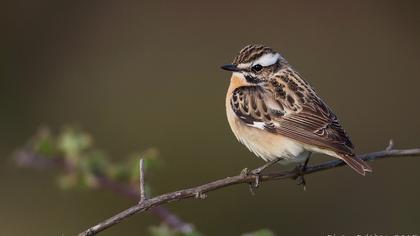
247, 122, 266, 130
252, 53, 280, 67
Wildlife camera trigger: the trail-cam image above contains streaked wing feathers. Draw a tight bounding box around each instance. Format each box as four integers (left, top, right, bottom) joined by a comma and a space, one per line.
230, 86, 354, 156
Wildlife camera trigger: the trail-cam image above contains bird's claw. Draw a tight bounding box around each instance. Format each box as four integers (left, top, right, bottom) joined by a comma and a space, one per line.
240, 168, 260, 195
247, 175, 260, 195
242, 158, 283, 195
293, 163, 308, 191
296, 175, 306, 191
240, 168, 250, 177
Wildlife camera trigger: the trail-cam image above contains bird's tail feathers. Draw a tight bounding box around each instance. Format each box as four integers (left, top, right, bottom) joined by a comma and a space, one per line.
339, 154, 373, 175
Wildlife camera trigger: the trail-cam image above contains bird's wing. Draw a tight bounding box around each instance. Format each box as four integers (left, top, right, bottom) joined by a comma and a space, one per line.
230, 85, 354, 156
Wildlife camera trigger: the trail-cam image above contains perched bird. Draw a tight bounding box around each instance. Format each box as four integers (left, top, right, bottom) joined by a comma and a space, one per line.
222, 44, 372, 181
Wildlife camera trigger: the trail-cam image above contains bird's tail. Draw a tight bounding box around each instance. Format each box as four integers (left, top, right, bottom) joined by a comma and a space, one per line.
339, 154, 373, 175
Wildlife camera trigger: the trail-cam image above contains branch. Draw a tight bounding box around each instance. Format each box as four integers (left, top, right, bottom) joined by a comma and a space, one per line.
78, 144, 420, 236
14, 150, 193, 233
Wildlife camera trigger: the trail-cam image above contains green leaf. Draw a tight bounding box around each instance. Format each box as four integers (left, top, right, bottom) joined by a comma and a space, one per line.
81, 150, 108, 175
33, 128, 56, 157
57, 127, 92, 161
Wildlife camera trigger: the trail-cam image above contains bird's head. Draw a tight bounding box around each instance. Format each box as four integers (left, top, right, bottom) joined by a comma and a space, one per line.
221, 44, 287, 84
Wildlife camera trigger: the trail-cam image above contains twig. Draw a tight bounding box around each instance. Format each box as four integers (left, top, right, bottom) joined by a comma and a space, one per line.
14, 150, 193, 233
78, 145, 420, 236
386, 139, 394, 151
139, 158, 146, 203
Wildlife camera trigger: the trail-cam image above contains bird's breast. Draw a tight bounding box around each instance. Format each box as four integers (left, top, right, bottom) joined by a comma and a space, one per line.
225, 74, 310, 164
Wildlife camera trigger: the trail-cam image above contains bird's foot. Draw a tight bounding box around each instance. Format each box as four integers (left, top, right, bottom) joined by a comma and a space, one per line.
240, 167, 250, 177
293, 162, 308, 191
240, 168, 259, 195
242, 158, 283, 195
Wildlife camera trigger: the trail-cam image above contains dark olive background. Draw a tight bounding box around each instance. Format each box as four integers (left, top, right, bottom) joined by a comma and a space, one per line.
1, 1, 420, 235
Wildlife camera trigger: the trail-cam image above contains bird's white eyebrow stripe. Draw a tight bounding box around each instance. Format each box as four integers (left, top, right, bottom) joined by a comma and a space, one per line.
253, 53, 280, 67
237, 62, 251, 69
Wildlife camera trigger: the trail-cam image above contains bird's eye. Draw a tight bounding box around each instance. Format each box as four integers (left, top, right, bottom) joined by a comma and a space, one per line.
252, 64, 263, 72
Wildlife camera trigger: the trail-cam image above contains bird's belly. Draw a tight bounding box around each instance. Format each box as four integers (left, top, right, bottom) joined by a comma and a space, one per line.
227, 112, 310, 164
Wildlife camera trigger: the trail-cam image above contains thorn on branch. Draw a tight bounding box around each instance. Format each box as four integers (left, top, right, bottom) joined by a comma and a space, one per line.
386, 139, 395, 151
139, 158, 146, 203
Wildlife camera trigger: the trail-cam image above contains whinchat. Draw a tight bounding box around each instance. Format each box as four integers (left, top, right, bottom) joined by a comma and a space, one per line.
222, 44, 372, 179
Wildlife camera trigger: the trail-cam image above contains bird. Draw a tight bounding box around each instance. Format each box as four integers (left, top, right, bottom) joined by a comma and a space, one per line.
221, 44, 372, 184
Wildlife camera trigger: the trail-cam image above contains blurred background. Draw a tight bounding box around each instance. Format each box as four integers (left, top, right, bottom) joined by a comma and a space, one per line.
2, 0, 420, 235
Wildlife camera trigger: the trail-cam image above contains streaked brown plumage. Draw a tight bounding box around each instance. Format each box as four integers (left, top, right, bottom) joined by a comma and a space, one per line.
222, 44, 372, 175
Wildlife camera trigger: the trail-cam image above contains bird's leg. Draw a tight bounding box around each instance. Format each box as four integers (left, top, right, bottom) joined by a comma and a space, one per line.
251, 157, 283, 175
293, 154, 311, 190
243, 157, 283, 194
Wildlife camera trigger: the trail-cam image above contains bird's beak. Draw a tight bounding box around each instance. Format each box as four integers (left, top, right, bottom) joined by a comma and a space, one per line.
221, 64, 240, 72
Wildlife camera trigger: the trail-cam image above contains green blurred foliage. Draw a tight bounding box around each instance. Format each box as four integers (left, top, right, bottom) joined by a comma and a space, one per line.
58, 127, 93, 163
28, 127, 160, 189
33, 129, 56, 157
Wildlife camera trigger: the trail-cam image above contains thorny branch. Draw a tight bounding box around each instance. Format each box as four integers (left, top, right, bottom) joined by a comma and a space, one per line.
77, 141, 420, 236
14, 150, 193, 233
